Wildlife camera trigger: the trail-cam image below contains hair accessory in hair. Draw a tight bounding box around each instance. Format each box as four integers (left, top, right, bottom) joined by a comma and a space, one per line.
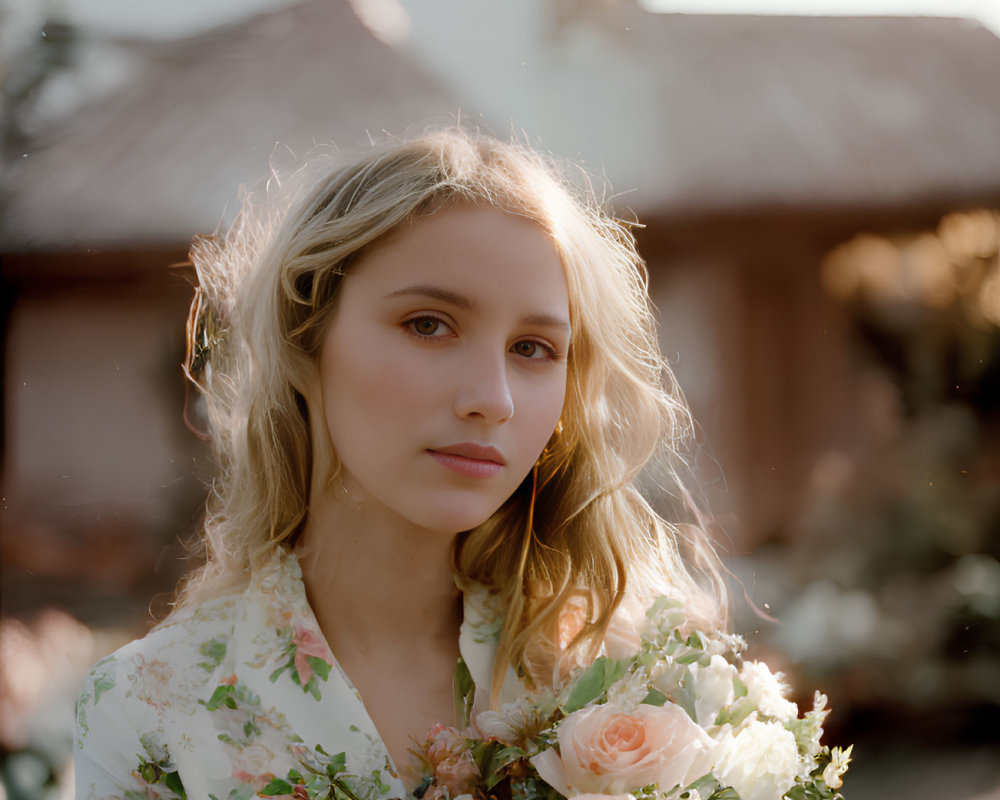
182, 286, 227, 440
184, 286, 224, 384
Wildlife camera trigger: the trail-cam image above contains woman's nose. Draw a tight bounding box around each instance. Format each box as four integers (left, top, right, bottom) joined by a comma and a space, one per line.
453, 349, 515, 424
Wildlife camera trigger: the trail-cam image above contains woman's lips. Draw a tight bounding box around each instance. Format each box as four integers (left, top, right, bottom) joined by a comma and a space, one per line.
427, 443, 505, 478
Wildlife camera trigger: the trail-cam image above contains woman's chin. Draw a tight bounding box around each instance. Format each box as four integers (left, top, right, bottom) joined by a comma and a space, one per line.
407, 500, 503, 537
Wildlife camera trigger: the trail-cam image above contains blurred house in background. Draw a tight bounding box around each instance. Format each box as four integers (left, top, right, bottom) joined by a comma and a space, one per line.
2, 1, 999, 798
2, 0, 456, 612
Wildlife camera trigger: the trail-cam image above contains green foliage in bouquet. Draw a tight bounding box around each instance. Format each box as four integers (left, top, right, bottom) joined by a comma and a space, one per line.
416, 597, 851, 800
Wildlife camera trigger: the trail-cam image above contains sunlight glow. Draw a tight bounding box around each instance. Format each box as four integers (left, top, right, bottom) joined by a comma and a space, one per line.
639, 0, 1000, 36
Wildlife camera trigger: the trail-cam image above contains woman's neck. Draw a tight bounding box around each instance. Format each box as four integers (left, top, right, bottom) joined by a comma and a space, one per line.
295, 477, 462, 660
295, 477, 466, 784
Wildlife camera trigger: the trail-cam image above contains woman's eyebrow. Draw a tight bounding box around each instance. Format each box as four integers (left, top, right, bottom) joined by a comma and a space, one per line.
382, 284, 570, 331
521, 313, 571, 332
382, 284, 474, 310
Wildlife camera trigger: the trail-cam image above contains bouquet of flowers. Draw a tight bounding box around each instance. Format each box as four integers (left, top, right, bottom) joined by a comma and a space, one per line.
414, 598, 851, 800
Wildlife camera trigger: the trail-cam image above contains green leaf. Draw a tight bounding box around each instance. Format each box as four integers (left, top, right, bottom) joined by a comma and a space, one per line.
564, 657, 627, 712
198, 638, 227, 671
287, 768, 303, 782
93, 676, 116, 704
784, 783, 837, 800
511, 773, 560, 800
330, 777, 364, 800
370, 769, 390, 794
478, 743, 524, 790
308, 656, 332, 682
715, 697, 755, 728
203, 684, 237, 711
453, 657, 475, 729
676, 650, 710, 666
269, 664, 289, 683
671, 671, 698, 721
708, 788, 742, 800
258, 778, 294, 796
732, 676, 748, 698
162, 770, 188, 799
635, 649, 658, 670
327, 751, 347, 775
684, 773, 719, 797
641, 687, 668, 707
646, 596, 683, 619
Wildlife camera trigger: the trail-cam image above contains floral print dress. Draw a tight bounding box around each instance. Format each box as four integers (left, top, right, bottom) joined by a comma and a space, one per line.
74, 548, 509, 800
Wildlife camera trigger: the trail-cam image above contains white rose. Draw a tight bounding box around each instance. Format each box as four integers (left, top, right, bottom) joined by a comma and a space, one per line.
739, 661, 798, 723
693, 655, 736, 727
714, 720, 799, 800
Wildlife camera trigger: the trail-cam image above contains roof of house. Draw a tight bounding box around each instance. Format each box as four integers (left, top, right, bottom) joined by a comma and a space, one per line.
3, 2, 999, 251
613, 11, 1000, 214
0, 0, 457, 251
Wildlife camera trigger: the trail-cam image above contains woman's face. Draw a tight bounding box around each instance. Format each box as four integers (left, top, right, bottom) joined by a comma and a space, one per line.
313, 203, 570, 534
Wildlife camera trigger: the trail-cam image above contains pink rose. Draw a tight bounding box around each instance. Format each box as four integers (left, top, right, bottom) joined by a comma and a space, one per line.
291, 624, 331, 686
423, 723, 481, 798
531, 702, 715, 796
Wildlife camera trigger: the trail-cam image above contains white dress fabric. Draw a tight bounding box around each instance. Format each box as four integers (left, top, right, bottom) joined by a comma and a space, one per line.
74, 548, 508, 800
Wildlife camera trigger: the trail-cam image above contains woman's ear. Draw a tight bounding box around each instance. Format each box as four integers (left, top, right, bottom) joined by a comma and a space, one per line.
293, 355, 339, 494
295, 356, 324, 420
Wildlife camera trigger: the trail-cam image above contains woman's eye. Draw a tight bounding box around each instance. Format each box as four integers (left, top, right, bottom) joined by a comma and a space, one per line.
511, 340, 553, 359
405, 316, 451, 338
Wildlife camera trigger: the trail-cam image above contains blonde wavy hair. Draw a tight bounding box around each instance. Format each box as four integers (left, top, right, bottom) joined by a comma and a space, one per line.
177, 128, 728, 694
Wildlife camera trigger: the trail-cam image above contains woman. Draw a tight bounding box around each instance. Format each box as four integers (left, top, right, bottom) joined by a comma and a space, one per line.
76, 130, 833, 800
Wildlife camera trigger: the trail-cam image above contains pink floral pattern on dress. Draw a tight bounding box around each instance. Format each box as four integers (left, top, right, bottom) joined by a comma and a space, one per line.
74, 548, 450, 800
292, 624, 330, 687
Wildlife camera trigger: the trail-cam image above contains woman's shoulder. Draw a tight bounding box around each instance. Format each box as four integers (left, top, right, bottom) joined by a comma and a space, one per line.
73, 551, 316, 799
77, 593, 242, 732
77, 549, 303, 724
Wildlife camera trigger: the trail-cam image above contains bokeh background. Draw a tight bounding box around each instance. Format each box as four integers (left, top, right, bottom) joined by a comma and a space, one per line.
2, 1, 999, 798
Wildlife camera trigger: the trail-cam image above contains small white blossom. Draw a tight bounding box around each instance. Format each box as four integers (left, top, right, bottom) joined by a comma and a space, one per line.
606, 668, 653, 712
823, 745, 852, 790
474, 709, 517, 742
474, 692, 557, 746
793, 691, 830, 759
740, 661, 798, 723
705, 632, 746, 658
